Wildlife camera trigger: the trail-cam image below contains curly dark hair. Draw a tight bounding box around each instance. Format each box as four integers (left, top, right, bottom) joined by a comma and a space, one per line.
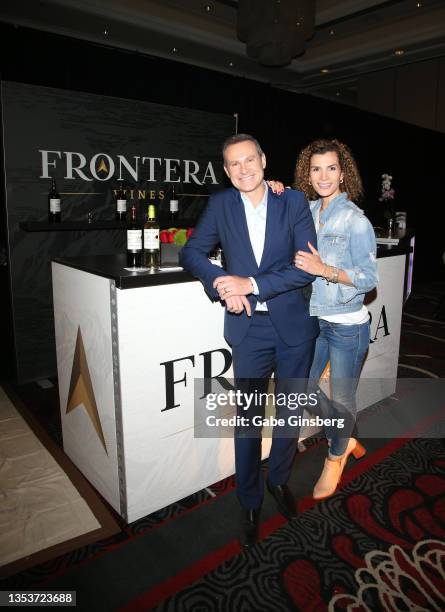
294, 138, 363, 203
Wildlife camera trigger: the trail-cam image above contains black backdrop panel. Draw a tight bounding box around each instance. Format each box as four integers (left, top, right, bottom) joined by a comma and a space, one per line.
1, 81, 234, 382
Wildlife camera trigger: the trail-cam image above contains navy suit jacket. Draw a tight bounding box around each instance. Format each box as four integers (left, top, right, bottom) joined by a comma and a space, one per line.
180, 186, 319, 347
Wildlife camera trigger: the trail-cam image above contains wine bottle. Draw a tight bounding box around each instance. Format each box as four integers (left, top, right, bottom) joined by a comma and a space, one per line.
48, 177, 61, 222
126, 204, 143, 268
169, 185, 179, 222
115, 184, 127, 221
143, 204, 160, 270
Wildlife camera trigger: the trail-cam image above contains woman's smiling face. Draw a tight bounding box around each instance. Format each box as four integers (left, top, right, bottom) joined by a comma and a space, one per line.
309, 151, 344, 205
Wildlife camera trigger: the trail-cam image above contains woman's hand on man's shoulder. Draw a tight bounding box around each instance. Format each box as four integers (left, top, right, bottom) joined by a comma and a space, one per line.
266, 180, 289, 195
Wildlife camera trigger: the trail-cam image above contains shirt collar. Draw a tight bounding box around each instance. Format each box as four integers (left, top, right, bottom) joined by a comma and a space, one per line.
240, 181, 268, 210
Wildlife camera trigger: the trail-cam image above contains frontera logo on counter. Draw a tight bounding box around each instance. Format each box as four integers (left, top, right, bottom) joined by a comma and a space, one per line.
369, 305, 390, 344
39, 150, 219, 185
66, 326, 108, 454
160, 348, 233, 412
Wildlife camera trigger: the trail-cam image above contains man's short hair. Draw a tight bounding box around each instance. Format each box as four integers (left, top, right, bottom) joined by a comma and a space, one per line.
222, 133, 263, 161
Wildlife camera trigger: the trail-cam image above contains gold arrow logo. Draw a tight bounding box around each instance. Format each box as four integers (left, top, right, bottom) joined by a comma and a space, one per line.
97, 158, 108, 173
66, 326, 108, 454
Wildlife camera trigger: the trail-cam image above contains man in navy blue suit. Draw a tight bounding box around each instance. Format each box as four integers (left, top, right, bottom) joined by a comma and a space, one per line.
180, 134, 318, 547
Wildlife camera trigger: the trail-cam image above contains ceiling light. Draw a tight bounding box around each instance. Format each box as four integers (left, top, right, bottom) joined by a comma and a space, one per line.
330, 29, 335, 35
394, 49, 405, 56
103, 28, 109, 36
229, 61, 234, 67
172, 47, 178, 53
321, 68, 329, 73
416, 1, 422, 7
204, 4, 212, 12
238, 0, 316, 66
335, 92, 341, 96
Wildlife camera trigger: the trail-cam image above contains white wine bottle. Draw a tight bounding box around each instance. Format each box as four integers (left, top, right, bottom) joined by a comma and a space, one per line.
143, 204, 160, 270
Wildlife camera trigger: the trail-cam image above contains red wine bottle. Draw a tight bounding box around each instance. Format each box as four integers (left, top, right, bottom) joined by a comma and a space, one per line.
126, 204, 142, 267
115, 184, 127, 221
169, 185, 179, 223
48, 177, 61, 222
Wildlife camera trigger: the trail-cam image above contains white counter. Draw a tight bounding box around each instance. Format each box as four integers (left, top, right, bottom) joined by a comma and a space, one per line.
52, 244, 412, 522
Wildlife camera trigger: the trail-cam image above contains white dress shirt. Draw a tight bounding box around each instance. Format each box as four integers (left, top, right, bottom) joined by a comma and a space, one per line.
240, 183, 268, 311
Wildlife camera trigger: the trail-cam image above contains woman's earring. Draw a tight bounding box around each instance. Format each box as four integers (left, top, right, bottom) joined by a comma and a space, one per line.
340, 178, 344, 183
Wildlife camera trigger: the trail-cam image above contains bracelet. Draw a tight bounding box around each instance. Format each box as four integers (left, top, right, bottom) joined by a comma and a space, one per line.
330, 266, 339, 283
322, 265, 330, 284
322, 265, 339, 284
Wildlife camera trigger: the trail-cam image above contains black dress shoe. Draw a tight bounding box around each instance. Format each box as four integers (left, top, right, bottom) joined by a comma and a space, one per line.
239, 508, 259, 549
266, 482, 298, 519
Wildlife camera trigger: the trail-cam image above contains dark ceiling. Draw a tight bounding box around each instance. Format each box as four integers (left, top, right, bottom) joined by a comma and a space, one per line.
1, 0, 445, 105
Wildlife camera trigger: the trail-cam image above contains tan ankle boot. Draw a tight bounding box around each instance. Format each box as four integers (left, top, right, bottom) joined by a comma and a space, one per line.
313, 438, 367, 500
313, 456, 343, 500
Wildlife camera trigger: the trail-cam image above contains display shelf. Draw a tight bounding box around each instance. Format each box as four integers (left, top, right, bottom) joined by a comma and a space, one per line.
20, 220, 128, 231
19, 219, 195, 231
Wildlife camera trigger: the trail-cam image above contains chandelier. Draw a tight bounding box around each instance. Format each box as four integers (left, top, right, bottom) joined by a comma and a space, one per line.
237, 0, 316, 67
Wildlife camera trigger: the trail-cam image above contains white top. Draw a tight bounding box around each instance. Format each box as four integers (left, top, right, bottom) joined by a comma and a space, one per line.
320, 306, 369, 325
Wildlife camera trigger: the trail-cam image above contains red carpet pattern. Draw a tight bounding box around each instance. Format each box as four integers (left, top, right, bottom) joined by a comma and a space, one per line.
328, 539, 445, 610
153, 439, 445, 611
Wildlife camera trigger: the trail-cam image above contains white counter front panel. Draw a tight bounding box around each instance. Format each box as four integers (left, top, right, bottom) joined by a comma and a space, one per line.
52, 263, 121, 514
358, 254, 405, 408
116, 281, 235, 521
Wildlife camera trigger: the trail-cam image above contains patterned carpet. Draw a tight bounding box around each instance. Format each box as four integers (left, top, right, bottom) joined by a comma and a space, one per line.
1, 282, 444, 610
150, 438, 445, 612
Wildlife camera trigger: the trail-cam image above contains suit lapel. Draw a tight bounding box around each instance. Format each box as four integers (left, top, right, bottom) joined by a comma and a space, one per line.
230, 189, 259, 271
259, 187, 280, 270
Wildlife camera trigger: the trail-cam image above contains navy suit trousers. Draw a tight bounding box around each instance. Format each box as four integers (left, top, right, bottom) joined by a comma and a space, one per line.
231, 312, 315, 509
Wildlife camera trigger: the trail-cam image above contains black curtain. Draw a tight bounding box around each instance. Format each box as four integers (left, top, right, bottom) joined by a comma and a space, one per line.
0, 20, 443, 287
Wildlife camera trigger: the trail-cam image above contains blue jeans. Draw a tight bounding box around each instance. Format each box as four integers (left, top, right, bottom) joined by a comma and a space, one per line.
308, 318, 370, 456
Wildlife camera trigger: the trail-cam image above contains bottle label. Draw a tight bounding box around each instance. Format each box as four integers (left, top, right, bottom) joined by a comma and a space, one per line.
169, 199, 179, 213
144, 228, 159, 249
127, 229, 142, 250
117, 199, 127, 213
49, 198, 61, 213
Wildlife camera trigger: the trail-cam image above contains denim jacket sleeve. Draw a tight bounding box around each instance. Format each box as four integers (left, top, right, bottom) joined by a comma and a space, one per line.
338, 213, 378, 303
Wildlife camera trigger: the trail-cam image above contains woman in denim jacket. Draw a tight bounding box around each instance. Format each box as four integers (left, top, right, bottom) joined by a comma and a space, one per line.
293, 138, 378, 500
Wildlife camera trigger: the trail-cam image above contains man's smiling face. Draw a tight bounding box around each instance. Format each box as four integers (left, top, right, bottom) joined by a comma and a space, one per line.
223, 140, 266, 199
